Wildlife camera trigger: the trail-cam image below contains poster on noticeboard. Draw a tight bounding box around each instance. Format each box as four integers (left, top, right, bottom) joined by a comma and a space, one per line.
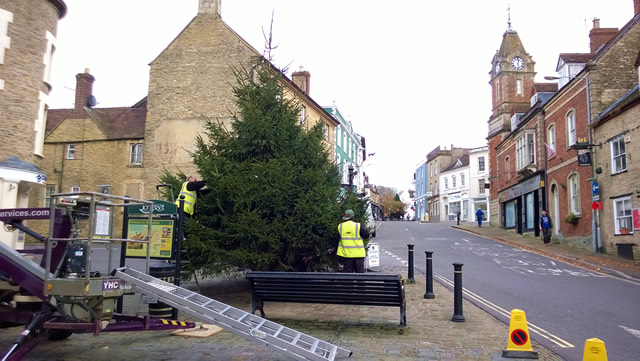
125, 218, 174, 259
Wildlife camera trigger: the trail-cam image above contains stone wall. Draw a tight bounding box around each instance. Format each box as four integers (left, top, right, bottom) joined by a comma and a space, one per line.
0, 0, 61, 165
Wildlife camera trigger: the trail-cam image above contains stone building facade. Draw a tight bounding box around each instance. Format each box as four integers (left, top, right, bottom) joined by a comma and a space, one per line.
425, 145, 466, 221
587, 5, 640, 257
0, 0, 66, 248
143, 1, 338, 199
591, 87, 639, 258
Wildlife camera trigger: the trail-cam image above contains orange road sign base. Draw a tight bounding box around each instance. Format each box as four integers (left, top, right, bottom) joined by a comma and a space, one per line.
502, 350, 539, 359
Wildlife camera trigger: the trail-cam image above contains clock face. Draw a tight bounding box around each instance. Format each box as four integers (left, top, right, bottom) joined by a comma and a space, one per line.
494, 62, 501, 75
511, 56, 525, 70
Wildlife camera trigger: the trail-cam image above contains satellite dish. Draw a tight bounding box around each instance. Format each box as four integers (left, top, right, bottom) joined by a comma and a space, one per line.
87, 95, 97, 108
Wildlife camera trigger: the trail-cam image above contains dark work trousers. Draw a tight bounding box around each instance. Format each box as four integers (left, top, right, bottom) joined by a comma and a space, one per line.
542, 228, 551, 244
340, 257, 365, 273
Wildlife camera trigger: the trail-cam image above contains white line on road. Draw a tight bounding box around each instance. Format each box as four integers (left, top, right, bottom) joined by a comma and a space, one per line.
550, 261, 556, 266
435, 274, 574, 348
462, 238, 471, 243
620, 325, 640, 339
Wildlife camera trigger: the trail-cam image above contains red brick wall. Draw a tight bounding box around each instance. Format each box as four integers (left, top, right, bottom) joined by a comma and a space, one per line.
544, 84, 593, 237
488, 136, 501, 199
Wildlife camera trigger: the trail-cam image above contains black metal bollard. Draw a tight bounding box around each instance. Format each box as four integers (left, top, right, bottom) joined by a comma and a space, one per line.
424, 251, 435, 299
451, 262, 465, 322
407, 244, 415, 283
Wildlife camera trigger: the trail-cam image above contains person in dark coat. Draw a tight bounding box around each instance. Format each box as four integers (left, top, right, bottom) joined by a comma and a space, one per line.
539, 209, 553, 245
475, 208, 484, 227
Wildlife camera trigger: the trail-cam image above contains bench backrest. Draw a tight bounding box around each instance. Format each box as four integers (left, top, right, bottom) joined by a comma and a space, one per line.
245, 272, 404, 307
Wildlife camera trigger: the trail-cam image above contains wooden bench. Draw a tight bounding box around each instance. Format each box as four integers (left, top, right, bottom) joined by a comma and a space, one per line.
245, 271, 406, 326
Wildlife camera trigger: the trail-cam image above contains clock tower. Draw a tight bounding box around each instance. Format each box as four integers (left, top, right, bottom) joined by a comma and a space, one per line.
486, 26, 536, 226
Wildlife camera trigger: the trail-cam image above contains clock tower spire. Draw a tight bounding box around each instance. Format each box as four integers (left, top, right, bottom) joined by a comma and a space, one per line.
485, 18, 536, 226
487, 22, 535, 138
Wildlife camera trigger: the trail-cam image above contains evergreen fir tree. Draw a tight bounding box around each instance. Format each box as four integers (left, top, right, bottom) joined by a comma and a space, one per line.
164, 58, 370, 274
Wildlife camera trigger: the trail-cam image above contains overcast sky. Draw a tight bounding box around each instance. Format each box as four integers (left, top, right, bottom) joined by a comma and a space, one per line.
48, 0, 634, 196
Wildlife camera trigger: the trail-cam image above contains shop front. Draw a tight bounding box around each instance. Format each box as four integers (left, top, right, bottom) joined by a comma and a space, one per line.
498, 172, 545, 236
472, 196, 489, 222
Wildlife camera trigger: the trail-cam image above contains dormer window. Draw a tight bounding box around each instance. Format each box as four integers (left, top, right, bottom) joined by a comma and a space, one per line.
510, 113, 523, 130
530, 93, 539, 106
556, 60, 586, 88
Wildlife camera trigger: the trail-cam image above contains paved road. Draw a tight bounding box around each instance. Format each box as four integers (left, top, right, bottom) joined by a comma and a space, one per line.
374, 221, 640, 361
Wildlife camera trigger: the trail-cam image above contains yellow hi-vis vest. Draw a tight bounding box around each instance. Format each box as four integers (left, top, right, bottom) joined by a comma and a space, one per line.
175, 182, 197, 215
337, 220, 365, 258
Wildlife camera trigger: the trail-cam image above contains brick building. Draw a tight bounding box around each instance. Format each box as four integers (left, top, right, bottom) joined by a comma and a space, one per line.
495, 83, 556, 234
0, 0, 66, 249
487, 25, 537, 228
544, 52, 600, 246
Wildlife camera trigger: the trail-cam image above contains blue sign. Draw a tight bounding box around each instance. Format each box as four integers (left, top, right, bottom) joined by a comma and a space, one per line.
592, 181, 600, 196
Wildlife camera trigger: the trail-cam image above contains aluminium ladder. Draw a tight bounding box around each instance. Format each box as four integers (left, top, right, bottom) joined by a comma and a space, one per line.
113, 267, 352, 361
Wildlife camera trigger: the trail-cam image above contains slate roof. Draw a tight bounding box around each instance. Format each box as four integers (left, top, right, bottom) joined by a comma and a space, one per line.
441, 154, 469, 173
46, 104, 146, 140
558, 53, 593, 63
533, 82, 558, 93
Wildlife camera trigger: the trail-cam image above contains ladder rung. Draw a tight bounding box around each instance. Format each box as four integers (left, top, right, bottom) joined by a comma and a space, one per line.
184, 293, 195, 300
254, 319, 266, 331
236, 313, 248, 323
328, 345, 338, 360
273, 326, 284, 338
292, 333, 301, 345
220, 305, 231, 314
310, 340, 319, 353
202, 300, 213, 307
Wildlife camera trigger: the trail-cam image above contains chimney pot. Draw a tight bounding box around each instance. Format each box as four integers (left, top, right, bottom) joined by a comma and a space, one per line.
292, 67, 311, 95
75, 70, 95, 110
199, 0, 221, 15
589, 20, 619, 54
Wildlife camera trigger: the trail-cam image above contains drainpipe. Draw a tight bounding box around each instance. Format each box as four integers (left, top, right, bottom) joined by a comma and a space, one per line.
586, 76, 601, 253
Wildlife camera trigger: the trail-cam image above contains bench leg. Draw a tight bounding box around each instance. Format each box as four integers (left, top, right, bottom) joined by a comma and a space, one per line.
251, 298, 265, 318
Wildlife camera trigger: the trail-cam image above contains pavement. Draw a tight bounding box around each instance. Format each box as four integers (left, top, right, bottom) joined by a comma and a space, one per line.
5, 222, 637, 360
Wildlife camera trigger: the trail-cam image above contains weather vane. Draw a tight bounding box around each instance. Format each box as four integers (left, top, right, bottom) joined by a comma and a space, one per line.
507, 3, 512, 30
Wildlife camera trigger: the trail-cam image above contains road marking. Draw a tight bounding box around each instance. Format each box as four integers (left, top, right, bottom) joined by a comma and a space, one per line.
435, 274, 574, 348
550, 261, 556, 266
462, 238, 471, 243
620, 325, 640, 339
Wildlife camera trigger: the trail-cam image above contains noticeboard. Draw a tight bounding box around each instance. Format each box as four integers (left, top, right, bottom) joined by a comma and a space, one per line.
125, 218, 174, 259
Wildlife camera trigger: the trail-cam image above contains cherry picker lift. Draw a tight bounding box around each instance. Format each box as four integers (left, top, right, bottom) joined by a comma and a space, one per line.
0, 192, 351, 361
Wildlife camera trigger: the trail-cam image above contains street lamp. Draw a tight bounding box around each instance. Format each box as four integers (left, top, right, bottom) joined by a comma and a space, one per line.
544, 74, 602, 253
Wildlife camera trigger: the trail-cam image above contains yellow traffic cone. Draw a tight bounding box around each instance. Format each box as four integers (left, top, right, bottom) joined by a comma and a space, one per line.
583, 338, 607, 361
502, 309, 538, 359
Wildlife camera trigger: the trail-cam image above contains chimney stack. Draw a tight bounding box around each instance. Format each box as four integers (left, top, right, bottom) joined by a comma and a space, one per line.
75, 68, 95, 110
589, 18, 619, 53
199, 0, 221, 15
292, 66, 311, 94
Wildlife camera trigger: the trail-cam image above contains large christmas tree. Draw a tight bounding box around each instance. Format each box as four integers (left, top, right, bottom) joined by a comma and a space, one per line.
165, 58, 368, 275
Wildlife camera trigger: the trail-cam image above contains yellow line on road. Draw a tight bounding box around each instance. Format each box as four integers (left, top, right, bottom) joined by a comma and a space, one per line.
435, 274, 574, 348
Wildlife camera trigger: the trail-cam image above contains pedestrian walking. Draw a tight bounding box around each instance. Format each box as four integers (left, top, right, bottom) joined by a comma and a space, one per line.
337, 209, 370, 273
475, 208, 484, 227
456, 211, 461, 225
539, 209, 553, 245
